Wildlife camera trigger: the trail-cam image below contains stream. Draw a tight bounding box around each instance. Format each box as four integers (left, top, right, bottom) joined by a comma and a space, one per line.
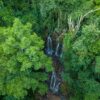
44, 35, 66, 100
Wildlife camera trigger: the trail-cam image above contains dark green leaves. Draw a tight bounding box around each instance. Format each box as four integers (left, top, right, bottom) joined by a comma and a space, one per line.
95, 56, 100, 73
62, 24, 100, 99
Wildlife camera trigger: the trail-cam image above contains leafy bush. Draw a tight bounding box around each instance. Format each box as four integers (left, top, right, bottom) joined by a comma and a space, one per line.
0, 19, 53, 99
62, 24, 100, 100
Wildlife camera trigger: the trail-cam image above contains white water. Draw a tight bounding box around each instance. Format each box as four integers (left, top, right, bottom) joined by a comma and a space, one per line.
46, 35, 53, 56
50, 71, 61, 93
45, 36, 63, 93
55, 42, 63, 58
55, 43, 60, 57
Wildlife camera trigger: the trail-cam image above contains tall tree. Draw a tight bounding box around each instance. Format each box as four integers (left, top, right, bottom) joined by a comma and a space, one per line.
0, 19, 53, 99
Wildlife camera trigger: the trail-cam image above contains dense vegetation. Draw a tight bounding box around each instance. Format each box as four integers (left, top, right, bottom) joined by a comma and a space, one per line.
0, 0, 100, 100
62, 24, 100, 100
0, 18, 53, 99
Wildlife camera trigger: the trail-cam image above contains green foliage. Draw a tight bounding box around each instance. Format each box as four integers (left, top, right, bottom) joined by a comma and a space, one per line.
0, 0, 100, 99
95, 56, 100, 73
0, 18, 53, 99
0, 0, 99, 38
62, 24, 100, 100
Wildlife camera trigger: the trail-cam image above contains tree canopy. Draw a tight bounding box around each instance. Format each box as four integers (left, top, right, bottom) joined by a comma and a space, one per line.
0, 19, 53, 99
0, 0, 100, 100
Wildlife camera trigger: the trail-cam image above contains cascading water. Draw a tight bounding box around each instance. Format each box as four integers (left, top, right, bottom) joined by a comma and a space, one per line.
60, 44, 63, 58
55, 43, 60, 57
45, 35, 65, 99
55, 42, 63, 58
50, 71, 61, 93
45, 35, 53, 56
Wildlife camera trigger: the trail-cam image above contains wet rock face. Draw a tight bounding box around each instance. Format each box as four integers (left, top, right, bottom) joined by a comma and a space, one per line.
50, 71, 61, 93
45, 35, 63, 57
45, 35, 66, 100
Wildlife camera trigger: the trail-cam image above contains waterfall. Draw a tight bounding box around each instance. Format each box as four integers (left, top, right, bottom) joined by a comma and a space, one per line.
60, 44, 63, 58
46, 35, 53, 56
50, 71, 61, 93
55, 42, 63, 58
55, 43, 60, 57
45, 35, 63, 94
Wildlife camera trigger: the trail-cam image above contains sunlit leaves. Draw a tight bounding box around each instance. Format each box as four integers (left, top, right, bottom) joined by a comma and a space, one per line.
0, 18, 53, 99
20, 37, 31, 49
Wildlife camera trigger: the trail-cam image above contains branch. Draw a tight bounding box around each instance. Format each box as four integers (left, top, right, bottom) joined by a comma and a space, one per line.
75, 8, 100, 34
57, 29, 66, 42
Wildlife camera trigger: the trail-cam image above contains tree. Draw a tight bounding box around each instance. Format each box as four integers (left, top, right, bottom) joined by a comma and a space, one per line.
0, 18, 53, 99
62, 24, 100, 100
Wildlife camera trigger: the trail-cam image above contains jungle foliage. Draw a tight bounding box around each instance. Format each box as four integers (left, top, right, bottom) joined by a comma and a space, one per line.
62, 24, 100, 100
0, 0, 100, 100
61, 0, 100, 100
0, 19, 53, 99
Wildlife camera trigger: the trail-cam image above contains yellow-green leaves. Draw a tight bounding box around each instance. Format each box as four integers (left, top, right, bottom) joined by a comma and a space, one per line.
20, 37, 31, 49
21, 61, 32, 71
0, 18, 53, 99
